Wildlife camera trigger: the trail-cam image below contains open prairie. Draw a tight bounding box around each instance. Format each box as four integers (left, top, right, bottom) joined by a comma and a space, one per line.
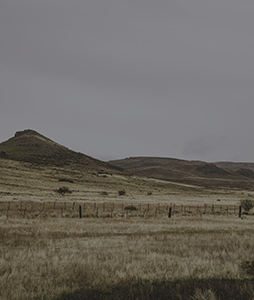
1, 215, 254, 300
1, 131, 254, 299
1, 159, 254, 299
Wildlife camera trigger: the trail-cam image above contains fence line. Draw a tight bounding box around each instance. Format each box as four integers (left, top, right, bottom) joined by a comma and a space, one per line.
0, 200, 249, 219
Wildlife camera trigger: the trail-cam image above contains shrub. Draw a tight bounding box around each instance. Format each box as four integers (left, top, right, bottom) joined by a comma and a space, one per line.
240, 199, 254, 212
100, 191, 108, 196
118, 189, 126, 196
59, 178, 74, 183
124, 205, 137, 211
147, 191, 152, 196
56, 186, 72, 195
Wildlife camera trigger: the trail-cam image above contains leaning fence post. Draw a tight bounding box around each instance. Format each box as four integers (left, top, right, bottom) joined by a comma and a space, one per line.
23, 207, 27, 218
79, 206, 82, 219
168, 207, 172, 218
239, 206, 242, 218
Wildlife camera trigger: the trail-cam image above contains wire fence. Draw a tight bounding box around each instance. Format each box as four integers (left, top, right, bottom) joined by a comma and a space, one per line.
0, 200, 249, 219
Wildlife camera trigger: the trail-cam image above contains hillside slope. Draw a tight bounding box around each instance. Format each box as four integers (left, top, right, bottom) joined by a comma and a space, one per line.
0, 129, 122, 173
108, 157, 254, 190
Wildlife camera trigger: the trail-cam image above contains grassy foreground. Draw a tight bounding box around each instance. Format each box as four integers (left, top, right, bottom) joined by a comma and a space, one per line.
1, 214, 254, 300
53, 278, 254, 300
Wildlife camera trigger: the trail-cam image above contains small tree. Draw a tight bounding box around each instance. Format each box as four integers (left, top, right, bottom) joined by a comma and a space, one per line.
240, 199, 254, 212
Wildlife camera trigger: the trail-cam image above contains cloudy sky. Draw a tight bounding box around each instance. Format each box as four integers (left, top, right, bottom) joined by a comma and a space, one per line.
1, 0, 254, 162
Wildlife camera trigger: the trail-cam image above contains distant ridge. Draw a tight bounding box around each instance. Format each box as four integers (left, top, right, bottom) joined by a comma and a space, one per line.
0, 129, 123, 172
109, 156, 254, 189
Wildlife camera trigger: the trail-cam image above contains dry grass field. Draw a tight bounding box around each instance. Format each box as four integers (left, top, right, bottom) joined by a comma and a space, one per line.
1, 152, 254, 299
1, 213, 254, 300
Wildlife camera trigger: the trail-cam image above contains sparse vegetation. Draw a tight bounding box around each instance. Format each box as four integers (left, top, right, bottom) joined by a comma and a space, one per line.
147, 191, 152, 195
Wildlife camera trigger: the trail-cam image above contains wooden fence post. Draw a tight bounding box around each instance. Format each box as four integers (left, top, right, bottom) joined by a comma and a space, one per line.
103, 202, 105, 212
61, 208, 63, 218
96, 207, 98, 218
147, 203, 150, 212
73, 202, 76, 210
6, 207, 9, 218
79, 206, 82, 219
23, 207, 26, 218
212, 204, 214, 213
54, 202, 56, 210
239, 206, 242, 218
168, 207, 172, 218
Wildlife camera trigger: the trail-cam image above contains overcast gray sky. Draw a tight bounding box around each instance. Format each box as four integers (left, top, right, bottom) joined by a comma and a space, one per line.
1, 0, 254, 162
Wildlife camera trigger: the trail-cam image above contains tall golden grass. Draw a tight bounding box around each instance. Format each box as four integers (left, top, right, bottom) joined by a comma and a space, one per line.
1, 214, 254, 300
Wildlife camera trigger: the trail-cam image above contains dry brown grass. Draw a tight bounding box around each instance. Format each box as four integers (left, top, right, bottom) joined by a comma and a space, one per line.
1, 214, 254, 300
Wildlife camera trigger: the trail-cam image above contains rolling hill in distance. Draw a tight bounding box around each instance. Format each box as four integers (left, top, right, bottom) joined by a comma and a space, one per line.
108, 157, 254, 190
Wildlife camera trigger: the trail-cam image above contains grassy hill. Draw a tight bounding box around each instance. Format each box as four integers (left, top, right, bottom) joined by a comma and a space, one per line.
108, 157, 254, 190
0, 129, 122, 172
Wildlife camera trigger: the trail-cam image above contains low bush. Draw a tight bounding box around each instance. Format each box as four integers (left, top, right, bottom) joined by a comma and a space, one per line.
56, 186, 72, 195
241, 199, 254, 212
118, 189, 126, 196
